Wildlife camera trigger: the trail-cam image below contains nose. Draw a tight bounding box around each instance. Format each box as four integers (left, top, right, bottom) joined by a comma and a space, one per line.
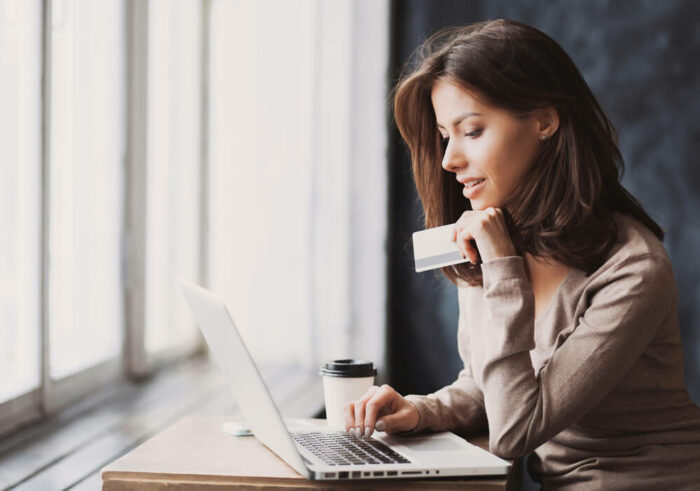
441, 139, 466, 174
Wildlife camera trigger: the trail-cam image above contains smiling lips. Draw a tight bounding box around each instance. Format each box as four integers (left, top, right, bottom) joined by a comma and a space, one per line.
464, 178, 485, 188
461, 178, 485, 198
458, 176, 485, 186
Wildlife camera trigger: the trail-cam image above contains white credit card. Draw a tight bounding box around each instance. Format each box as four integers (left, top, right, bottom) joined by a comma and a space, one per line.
412, 223, 471, 272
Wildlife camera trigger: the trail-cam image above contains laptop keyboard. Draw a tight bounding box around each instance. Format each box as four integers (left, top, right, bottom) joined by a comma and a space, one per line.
292, 431, 412, 466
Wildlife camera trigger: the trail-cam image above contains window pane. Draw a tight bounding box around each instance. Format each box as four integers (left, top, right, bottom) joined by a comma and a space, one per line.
144, 0, 202, 354
207, 0, 314, 365
0, 0, 42, 402
48, 0, 125, 379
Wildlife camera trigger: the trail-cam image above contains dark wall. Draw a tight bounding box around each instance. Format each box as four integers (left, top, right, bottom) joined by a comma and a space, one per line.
387, 0, 700, 413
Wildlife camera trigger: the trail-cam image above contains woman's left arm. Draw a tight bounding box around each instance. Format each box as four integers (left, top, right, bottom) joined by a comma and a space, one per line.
476, 252, 675, 459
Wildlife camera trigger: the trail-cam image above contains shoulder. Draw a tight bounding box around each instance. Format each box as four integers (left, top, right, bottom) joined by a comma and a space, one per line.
605, 211, 670, 264
585, 211, 675, 299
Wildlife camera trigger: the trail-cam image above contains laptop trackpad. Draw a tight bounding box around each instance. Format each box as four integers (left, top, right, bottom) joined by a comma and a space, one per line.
381, 434, 464, 453
400, 437, 463, 452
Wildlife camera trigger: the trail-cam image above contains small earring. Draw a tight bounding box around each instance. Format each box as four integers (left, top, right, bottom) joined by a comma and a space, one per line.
539, 135, 548, 141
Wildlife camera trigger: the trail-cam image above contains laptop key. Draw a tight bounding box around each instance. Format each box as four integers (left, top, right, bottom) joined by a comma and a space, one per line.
293, 432, 412, 466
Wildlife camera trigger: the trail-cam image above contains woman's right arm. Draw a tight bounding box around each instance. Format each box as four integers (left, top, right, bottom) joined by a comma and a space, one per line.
344, 289, 487, 438
403, 364, 487, 436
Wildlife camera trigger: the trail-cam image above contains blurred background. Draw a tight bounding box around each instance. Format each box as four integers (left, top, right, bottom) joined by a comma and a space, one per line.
1, 0, 699, 489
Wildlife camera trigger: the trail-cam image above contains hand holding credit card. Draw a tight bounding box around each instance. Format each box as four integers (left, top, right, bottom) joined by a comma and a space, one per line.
413, 223, 478, 272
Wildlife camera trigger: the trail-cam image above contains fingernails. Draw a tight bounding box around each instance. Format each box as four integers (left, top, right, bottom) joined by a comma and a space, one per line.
365, 426, 371, 439
375, 420, 386, 431
356, 426, 362, 439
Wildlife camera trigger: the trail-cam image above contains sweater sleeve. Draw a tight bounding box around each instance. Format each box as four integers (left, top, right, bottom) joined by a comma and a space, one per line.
401, 288, 488, 436
475, 253, 674, 459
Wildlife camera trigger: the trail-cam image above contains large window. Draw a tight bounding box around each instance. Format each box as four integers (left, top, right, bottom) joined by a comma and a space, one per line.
0, 0, 205, 436
0, 0, 389, 438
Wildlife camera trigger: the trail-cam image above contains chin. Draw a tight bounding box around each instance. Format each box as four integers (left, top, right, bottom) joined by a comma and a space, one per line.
469, 200, 486, 211
469, 196, 502, 211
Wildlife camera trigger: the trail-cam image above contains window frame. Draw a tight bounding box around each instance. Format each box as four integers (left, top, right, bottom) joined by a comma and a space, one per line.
126, 0, 207, 376
0, 0, 49, 437
42, 0, 128, 415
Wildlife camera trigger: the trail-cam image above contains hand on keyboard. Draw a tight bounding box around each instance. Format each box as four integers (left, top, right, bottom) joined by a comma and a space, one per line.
343, 384, 419, 439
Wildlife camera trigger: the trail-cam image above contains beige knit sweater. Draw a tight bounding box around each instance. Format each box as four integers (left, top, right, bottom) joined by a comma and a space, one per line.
404, 212, 700, 489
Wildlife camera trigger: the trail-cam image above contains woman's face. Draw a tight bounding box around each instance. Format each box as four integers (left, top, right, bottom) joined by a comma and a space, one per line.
431, 78, 553, 210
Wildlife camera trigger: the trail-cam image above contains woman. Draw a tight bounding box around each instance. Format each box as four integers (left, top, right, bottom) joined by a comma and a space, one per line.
344, 19, 700, 489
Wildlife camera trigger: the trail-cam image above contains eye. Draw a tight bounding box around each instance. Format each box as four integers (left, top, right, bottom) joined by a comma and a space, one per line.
439, 129, 481, 152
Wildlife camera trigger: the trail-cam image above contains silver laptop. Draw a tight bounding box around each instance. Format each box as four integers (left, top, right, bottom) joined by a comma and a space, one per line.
180, 279, 511, 481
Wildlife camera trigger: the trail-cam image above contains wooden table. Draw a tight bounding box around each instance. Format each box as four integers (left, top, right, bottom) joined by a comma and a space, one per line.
102, 415, 521, 490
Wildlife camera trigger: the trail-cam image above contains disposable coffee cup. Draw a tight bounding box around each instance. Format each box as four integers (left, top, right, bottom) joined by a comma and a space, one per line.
319, 359, 377, 428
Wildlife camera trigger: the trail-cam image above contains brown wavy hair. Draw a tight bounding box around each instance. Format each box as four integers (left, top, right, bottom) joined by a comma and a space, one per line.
392, 19, 664, 287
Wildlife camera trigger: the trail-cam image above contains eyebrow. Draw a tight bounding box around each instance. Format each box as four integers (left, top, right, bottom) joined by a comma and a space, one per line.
436, 111, 482, 129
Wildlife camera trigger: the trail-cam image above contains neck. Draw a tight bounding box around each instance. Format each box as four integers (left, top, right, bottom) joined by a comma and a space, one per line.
523, 252, 570, 283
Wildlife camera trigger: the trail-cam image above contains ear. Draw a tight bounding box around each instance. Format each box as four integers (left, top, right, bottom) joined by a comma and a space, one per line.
534, 107, 560, 138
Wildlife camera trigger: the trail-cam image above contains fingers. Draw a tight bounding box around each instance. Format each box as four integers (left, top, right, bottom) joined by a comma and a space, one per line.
363, 385, 397, 438
454, 216, 476, 262
344, 385, 379, 438
376, 412, 402, 433
353, 394, 366, 439
344, 401, 356, 434
455, 209, 503, 263
342, 385, 419, 439
456, 229, 478, 263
